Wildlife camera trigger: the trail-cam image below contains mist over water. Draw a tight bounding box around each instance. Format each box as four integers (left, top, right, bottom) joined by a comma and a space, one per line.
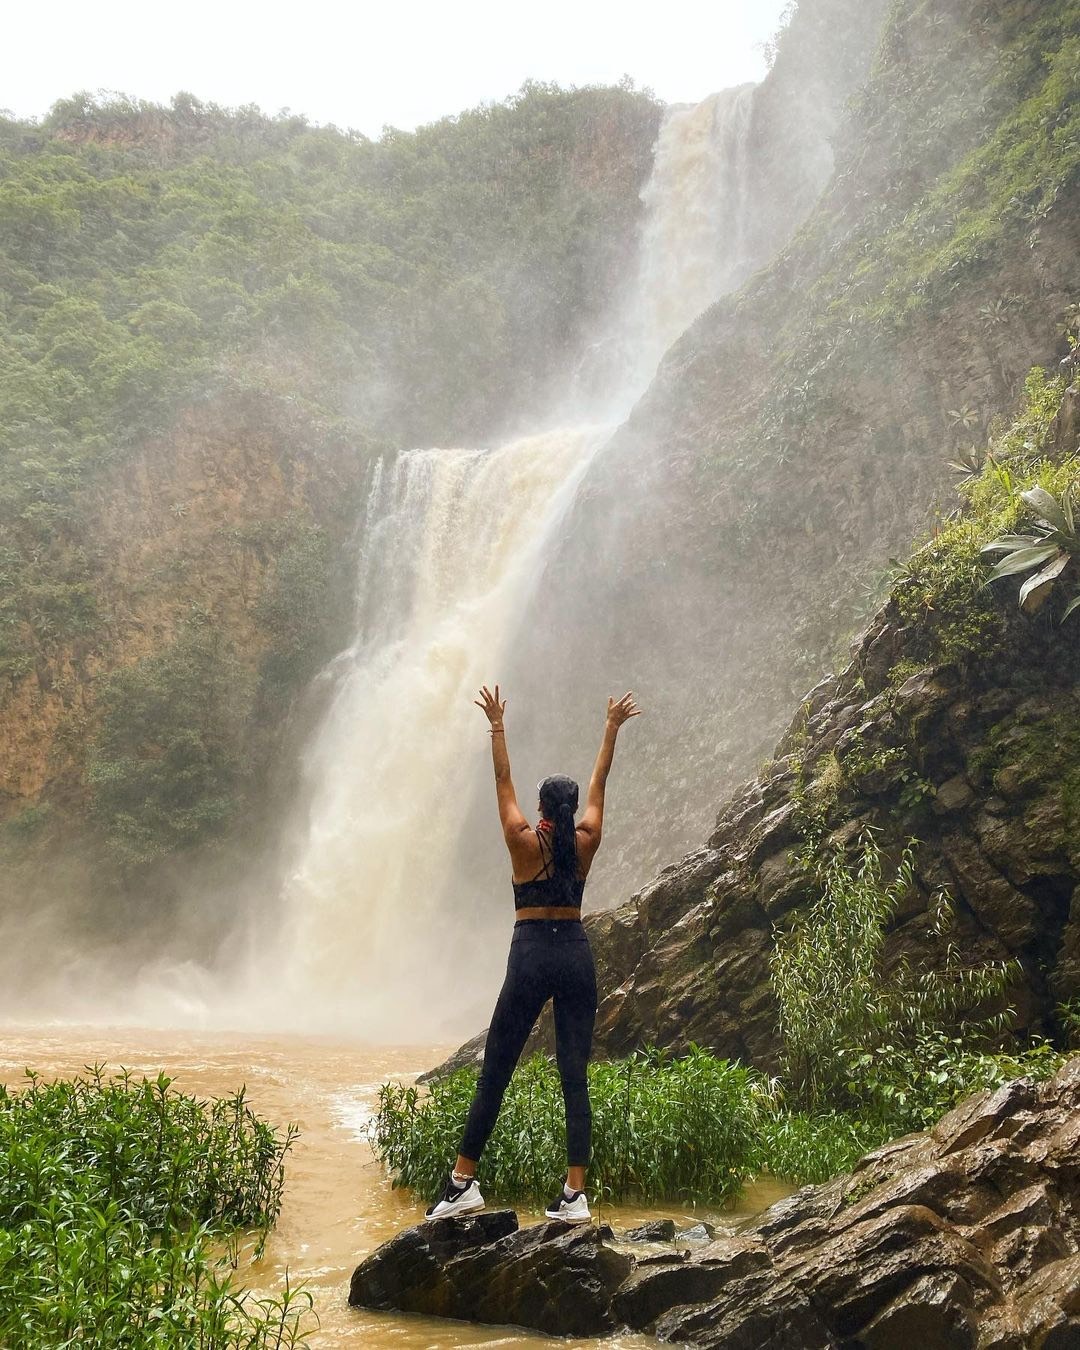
250, 91, 764, 1040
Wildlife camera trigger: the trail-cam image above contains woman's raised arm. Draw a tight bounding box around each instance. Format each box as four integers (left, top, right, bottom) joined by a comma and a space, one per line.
474, 684, 530, 845
577, 691, 641, 849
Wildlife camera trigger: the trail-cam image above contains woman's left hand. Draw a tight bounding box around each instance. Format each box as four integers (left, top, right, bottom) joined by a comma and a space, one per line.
474, 684, 507, 727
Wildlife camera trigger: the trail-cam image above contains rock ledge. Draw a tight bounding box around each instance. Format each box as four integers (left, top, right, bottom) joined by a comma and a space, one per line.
351, 1058, 1080, 1346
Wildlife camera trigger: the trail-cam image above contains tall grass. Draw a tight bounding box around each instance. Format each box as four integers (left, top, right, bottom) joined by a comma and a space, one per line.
372, 1046, 769, 1206
770, 832, 1060, 1132
0, 1065, 314, 1349
754, 1109, 890, 1185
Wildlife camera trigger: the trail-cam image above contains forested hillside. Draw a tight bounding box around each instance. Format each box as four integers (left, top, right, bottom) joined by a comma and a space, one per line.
0, 83, 659, 919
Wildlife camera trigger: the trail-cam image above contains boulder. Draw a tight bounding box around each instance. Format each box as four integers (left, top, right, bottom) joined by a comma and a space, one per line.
623, 1217, 676, 1242
349, 1209, 632, 1337
352, 1059, 1080, 1345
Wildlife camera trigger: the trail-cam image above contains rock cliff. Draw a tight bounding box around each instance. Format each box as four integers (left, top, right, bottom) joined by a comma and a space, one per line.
429, 377, 1080, 1080
499, 0, 1080, 909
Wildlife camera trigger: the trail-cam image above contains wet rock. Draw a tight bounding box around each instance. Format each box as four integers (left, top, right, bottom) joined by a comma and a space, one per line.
1052, 381, 1080, 457
611, 1235, 768, 1331
862, 620, 908, 694
349, 1210, 631, 1336
622, 1217, 676, 1242
857, 1269, 980, 1350
653, 1268, 836, 1349
353, 1059, 1080, 1345
756, 847, 813, 918
939, 834, 1041, 952
934, 774, 975, 814
348, 1209, 519, 1316
893, 669, 957, 723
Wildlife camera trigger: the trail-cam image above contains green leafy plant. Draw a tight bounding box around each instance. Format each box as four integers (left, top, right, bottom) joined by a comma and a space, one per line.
770, 831, 1023, 1126
982, 483, 1080, 618
1056, 999, 1080, 1050
947, 405, 980, 433
946, 445, 986, 479
371, 1047, 770, 1206
0, 1066, 312, 1348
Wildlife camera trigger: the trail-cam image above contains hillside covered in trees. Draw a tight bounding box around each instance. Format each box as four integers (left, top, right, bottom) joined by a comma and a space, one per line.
0, 82, 660, 931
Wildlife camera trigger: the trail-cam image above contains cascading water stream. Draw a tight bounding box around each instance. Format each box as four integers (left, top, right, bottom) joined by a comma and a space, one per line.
270, 428, 608, 1037
623, 86, 755, 394
258, 88, 760, 1039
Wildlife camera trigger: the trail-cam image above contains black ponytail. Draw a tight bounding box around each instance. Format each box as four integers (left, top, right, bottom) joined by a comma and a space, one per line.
538, 774, 580, 901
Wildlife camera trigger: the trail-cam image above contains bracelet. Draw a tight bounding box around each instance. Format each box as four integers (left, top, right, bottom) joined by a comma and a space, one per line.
489, 726, 505, 735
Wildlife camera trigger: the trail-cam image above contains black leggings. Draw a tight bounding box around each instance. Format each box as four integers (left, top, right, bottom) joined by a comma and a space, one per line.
459, 919, 598, 1168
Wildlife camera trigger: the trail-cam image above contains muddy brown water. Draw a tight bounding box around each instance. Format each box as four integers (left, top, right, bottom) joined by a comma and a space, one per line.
0, 1027, 791, 1348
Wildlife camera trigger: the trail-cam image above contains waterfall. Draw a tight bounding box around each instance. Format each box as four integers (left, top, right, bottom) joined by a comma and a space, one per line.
258, 89, 761, 1039
628, 86, 755, 383
269, 429, 606, 1037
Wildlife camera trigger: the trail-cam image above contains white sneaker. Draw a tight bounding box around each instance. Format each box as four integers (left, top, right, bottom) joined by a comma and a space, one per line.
544, 1187, 591, 1224
425, 1173, 485, 1220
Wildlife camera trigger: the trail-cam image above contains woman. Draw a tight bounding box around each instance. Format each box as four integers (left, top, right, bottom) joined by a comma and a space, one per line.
426, 684, 641, 1224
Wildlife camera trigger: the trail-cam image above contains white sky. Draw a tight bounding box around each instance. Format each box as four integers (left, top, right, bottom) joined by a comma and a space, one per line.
3, 0, 790, 138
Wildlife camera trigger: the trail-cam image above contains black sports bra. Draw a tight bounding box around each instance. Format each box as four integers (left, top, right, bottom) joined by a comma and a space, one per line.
512, 829, 586, 910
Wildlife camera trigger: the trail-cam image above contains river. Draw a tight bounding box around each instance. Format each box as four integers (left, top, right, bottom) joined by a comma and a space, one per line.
0, 1027, 790, 1348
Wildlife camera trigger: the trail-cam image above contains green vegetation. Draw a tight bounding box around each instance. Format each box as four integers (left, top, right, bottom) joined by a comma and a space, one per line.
891, 369, 1079, 667
85, 614, 254, 868
76, 515, 351, 873
754, 1110, 885, 1188
854, 11, 1080, 323
967, 709, 1080, 850
251, 518, 344, 698
982, 484, 1080, 619
771, 832, 1059, 1137
0, 1066, 311, 1347
798, 3, 1080, 337
372, 1047, 768, 1207
0, 83, 657, 456
742, 1, 1080, 487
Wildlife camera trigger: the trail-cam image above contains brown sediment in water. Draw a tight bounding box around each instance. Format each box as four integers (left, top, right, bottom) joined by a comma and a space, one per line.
0, 1027, 790, 1347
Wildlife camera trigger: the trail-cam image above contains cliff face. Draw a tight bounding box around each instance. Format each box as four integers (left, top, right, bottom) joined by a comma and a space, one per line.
0, 392, 361, 818
740, 0, 893, 270
430, 373, 1080, 1079
500, 0, 1080, 910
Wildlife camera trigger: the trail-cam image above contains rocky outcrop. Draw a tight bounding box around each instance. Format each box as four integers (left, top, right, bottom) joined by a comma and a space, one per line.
353, 1058, 1080, 1346
427, 379, 1080, 1081
350, 1210, 633, 1337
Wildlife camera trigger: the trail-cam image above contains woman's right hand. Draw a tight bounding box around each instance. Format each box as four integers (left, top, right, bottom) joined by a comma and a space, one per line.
607, 691, 641, 729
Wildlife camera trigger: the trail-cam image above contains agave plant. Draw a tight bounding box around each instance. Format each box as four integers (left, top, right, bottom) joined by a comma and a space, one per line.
982, 484, 1080, 619
947, 445, 985, 479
